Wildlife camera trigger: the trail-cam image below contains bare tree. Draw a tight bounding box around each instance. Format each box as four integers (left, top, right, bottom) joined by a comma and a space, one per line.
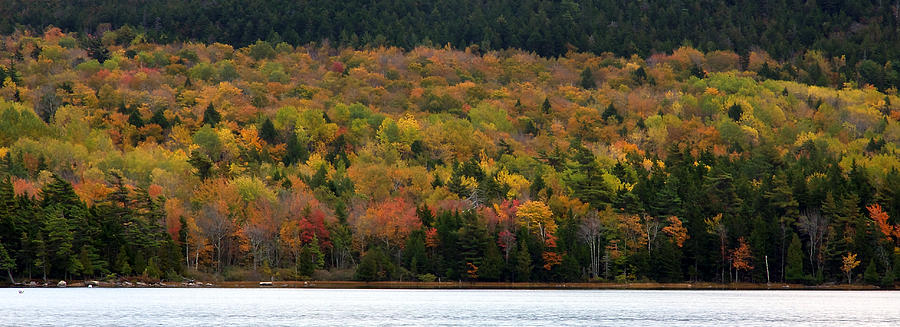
578, 211, 604, 279
197, 203, 232, 274
798, 209, 828, 274
642, 215, 662, 257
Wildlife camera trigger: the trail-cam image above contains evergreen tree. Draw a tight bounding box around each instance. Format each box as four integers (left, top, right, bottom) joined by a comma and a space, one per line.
785, 233, 804, 283
601, 104, 622, 123
0, 241, 15, 283
515, 241, 532, 282
116, 246, 132, 276
78, 246, 94, 278
149, 109, 169, 129
43, 205, 75, 278
655, 238, 682, 283
128, 110, 144, 128
283, 130, 308, 166
579, 67, 596, 89
202, 103, 221, 127
727, 104, 743, 121
863, 259, 880, 285
143, 256, 162, 280
479, 240, 503, 281
541, 97, 551, 115
259, 118, 278, 144
187, 150, 214, 180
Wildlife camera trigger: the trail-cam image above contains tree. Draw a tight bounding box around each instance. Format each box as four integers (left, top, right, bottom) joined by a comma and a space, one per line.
283, 130, 308, 166
863, 258, 880, 285
188, 150, 214, 180
727, 104, 743, 121
116, 246, 132, 276
867, 204, 897, 244
259, 118, 278, 144
842, 252, 860, 284
579, 67, 596, 89
705, 213, 727, 283
355, 197, 421, 256
662, 216, 689, 247
79, 34, 109, 63
601, 104, 622, 123
149, 110, 169, 129
43, 205, 77, 279
541, 97, 551, 115
578, 210, 604, 278
0, 241, 14, 283
515, 241, 532, 282
202, 103, 221, 127
128, 110, 144, 128
516, 201, 555, 243
797, 209, 828, 275
730, 237, 753, 282
785, 233, 804, 283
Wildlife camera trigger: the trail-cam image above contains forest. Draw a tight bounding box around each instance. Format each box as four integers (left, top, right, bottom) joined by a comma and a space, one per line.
0, 24, 898, 287
2, 1, 900, 91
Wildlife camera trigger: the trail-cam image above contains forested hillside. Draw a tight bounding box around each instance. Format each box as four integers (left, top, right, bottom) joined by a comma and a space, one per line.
0, 26, 898, 286
2, 1, 900, 90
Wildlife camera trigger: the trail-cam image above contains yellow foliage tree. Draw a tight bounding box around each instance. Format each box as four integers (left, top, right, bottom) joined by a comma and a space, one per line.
516, 200, 556, 242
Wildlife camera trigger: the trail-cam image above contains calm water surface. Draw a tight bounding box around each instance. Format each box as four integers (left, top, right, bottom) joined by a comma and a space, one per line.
2, 288, 899, 326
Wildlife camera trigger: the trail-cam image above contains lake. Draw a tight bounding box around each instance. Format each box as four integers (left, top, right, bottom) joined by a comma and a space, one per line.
2, 288, 899, 326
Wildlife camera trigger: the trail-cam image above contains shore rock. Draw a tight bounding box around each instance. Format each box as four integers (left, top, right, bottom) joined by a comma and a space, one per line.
57, 280, 67, 287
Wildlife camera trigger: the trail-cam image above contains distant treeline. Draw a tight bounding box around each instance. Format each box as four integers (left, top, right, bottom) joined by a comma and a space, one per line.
2, 0, 900, 89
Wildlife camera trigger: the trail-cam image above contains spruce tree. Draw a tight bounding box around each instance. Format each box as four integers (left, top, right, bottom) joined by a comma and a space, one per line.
0, 241, 15, 283
259, 118, 278, 144
579, 67, 596, 89
863, 259, 880, 285
785, 233, 804, 283
202, 103, 221, 127
516, 241, 532, 282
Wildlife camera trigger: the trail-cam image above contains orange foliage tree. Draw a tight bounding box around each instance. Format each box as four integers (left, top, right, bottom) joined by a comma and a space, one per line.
730, 237, 753, 282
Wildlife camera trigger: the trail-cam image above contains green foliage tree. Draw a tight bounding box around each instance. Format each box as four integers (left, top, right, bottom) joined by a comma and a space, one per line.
579, 67, 596, 89
202, 103, 221, 127
259, 118, 278, 144
785, 233, 804, 283
863, 259, 880, 285
515, 241, 532, 282
0, 241, 15, 283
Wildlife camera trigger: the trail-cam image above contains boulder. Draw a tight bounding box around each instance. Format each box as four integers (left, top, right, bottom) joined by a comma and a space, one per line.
57, 280, 67, 287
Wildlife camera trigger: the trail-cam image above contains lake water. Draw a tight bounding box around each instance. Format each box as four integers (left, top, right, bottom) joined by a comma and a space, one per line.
2, 288, 899, 326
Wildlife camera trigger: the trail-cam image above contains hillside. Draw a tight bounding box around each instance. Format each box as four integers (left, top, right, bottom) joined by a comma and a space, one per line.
0, 28, 898, 285
2, 1, 899, 90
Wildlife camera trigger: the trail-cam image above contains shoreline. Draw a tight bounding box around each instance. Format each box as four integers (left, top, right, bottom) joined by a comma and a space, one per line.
4, 280, 893, 290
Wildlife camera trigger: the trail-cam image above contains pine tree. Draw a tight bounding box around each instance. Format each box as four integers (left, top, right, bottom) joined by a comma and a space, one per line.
78, 246, 93, 278
149, 109, 169, 129
541, 97, 551, 115
579, 67, 596, 89
116, 246, 132, 276
283, 130, 308, 166
515, 241, 532, 282
785, 233, 804, 283
259, 118, 278, 144
202, 103, 221, 127
128, 110, 144, 128
479, 240, 503, 281
863, 259, 880, 285
144, 256, 162, 280
0, 240, 15, 283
